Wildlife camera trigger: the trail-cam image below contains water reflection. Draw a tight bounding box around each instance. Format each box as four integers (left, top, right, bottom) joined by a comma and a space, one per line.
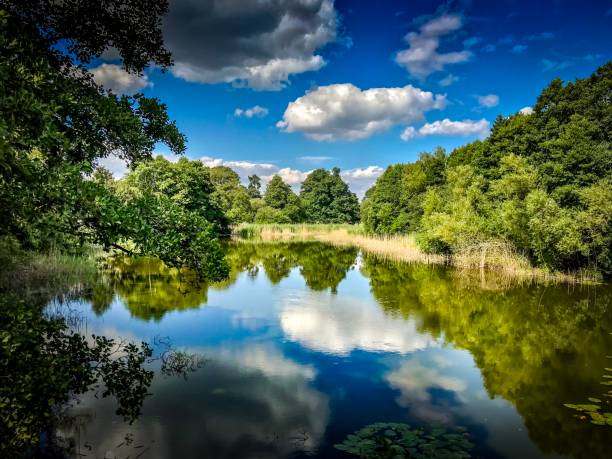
62, 345, 329, 459
64, 241, 611, 459
361, 255, 612, 459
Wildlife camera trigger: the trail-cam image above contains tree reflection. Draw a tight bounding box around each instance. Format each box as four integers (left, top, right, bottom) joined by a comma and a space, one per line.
361, 255, 612, 459
102, 256, 209, 321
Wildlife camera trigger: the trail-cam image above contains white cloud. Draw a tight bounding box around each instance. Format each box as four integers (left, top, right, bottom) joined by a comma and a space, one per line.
234, 105, 269, 118
477, 94, 500, 108
341, 166, 384, 198
90, 63, 151, 94
519, 106, 534, 115
438, 73, 459, 87
273, 167, 311, 185
164, 0, 337, 90
95, 152, 181, 179
395, 14, 472, 79
199, 156, 277, 177
96, 154, 128, 178
399, 126, 418, 141
277, 83, 446, 141
401, 118, 490, 141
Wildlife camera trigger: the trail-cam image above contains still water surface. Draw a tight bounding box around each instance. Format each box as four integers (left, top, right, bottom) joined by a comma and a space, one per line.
55, 241, 612, 458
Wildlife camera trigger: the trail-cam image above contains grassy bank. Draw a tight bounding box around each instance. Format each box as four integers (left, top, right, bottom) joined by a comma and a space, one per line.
0, 238, 100, 302
233, 224, 597, 284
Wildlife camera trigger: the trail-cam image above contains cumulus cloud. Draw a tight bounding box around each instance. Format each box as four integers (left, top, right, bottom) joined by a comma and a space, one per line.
519, 106, 534, 115
477, 94, 500, 108
234, 105, 269, 118
341, 166, 384, 198
277, 83, 446, 141
511, 44, 528, 54
199, 156, 277, 177
395, 14, 472, 79
401, 118, 490, 141
163, 0, 337, 90
90, 63, 151, 94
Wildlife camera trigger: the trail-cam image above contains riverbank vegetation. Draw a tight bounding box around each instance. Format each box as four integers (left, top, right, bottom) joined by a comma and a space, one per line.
362, 63, 611, 279
233, 223, 584, 282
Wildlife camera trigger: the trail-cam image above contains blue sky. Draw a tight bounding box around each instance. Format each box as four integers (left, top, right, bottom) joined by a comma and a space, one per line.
94, 0, 612, 195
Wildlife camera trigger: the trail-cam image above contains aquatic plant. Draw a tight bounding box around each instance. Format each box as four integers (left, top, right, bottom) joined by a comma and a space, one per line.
564, 361, 612, 426
334, 422, 474, 458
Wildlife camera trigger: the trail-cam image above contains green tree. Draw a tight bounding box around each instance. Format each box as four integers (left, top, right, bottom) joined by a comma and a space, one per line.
247, 174, 262, 198
0, 2, 197, 267
260, 175, 304, 223
209, 166, 255, 224
362, 63, 612, 276
361, 149, 446, 234
300, 168, 360, 223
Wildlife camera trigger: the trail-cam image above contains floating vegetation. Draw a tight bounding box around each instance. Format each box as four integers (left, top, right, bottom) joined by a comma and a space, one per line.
334, 422, 474, 458
564, 364, 612, 426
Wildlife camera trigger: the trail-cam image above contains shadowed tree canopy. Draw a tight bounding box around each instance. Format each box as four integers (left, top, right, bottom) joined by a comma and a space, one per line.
2, 0, 172, 72
300, 168, 360, 224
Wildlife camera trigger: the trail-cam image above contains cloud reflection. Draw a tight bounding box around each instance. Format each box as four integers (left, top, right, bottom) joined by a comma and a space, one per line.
62, 345, 328, 459
280, 292, 437, 355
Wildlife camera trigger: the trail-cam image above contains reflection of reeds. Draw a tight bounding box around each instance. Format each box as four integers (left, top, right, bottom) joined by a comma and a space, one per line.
233, 224, 598, 284
0, 246, 99, 301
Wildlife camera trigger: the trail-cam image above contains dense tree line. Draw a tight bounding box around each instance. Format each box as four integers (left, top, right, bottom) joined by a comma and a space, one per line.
362, 63, 612, 276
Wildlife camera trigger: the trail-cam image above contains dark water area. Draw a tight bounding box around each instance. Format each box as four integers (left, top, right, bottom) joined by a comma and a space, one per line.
51, 241, 612, 458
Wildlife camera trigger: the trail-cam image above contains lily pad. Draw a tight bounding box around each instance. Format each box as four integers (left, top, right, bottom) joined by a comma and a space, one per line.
334, 422, 474, 458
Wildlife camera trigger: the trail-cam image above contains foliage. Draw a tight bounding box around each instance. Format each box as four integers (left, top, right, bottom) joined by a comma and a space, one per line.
247, 174, 262, 198
0, 1, 232, 279
300, 168, 360, 224
362, 149, 446, 235
100, 256, 210, 321
334, 422, 474, 459
119, 156, 228, 233
0, 297, 154, 455
85, 171, 229, 281
362, 63, 612, 276
564, 363, 612, 426
208, 166, 255, 224
258, 175, 305, 223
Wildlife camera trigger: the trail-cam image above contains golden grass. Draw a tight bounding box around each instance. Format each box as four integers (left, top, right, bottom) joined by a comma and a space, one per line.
233, 223, 598, 284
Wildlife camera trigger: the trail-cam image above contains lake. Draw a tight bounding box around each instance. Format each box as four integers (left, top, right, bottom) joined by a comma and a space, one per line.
52, 241, 612, 458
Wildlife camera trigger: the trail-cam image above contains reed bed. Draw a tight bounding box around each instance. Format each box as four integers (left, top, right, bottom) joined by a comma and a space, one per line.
233, 223, 598, 284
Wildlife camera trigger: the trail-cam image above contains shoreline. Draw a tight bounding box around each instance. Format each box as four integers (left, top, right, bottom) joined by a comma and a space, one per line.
233, 224, 599, 285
